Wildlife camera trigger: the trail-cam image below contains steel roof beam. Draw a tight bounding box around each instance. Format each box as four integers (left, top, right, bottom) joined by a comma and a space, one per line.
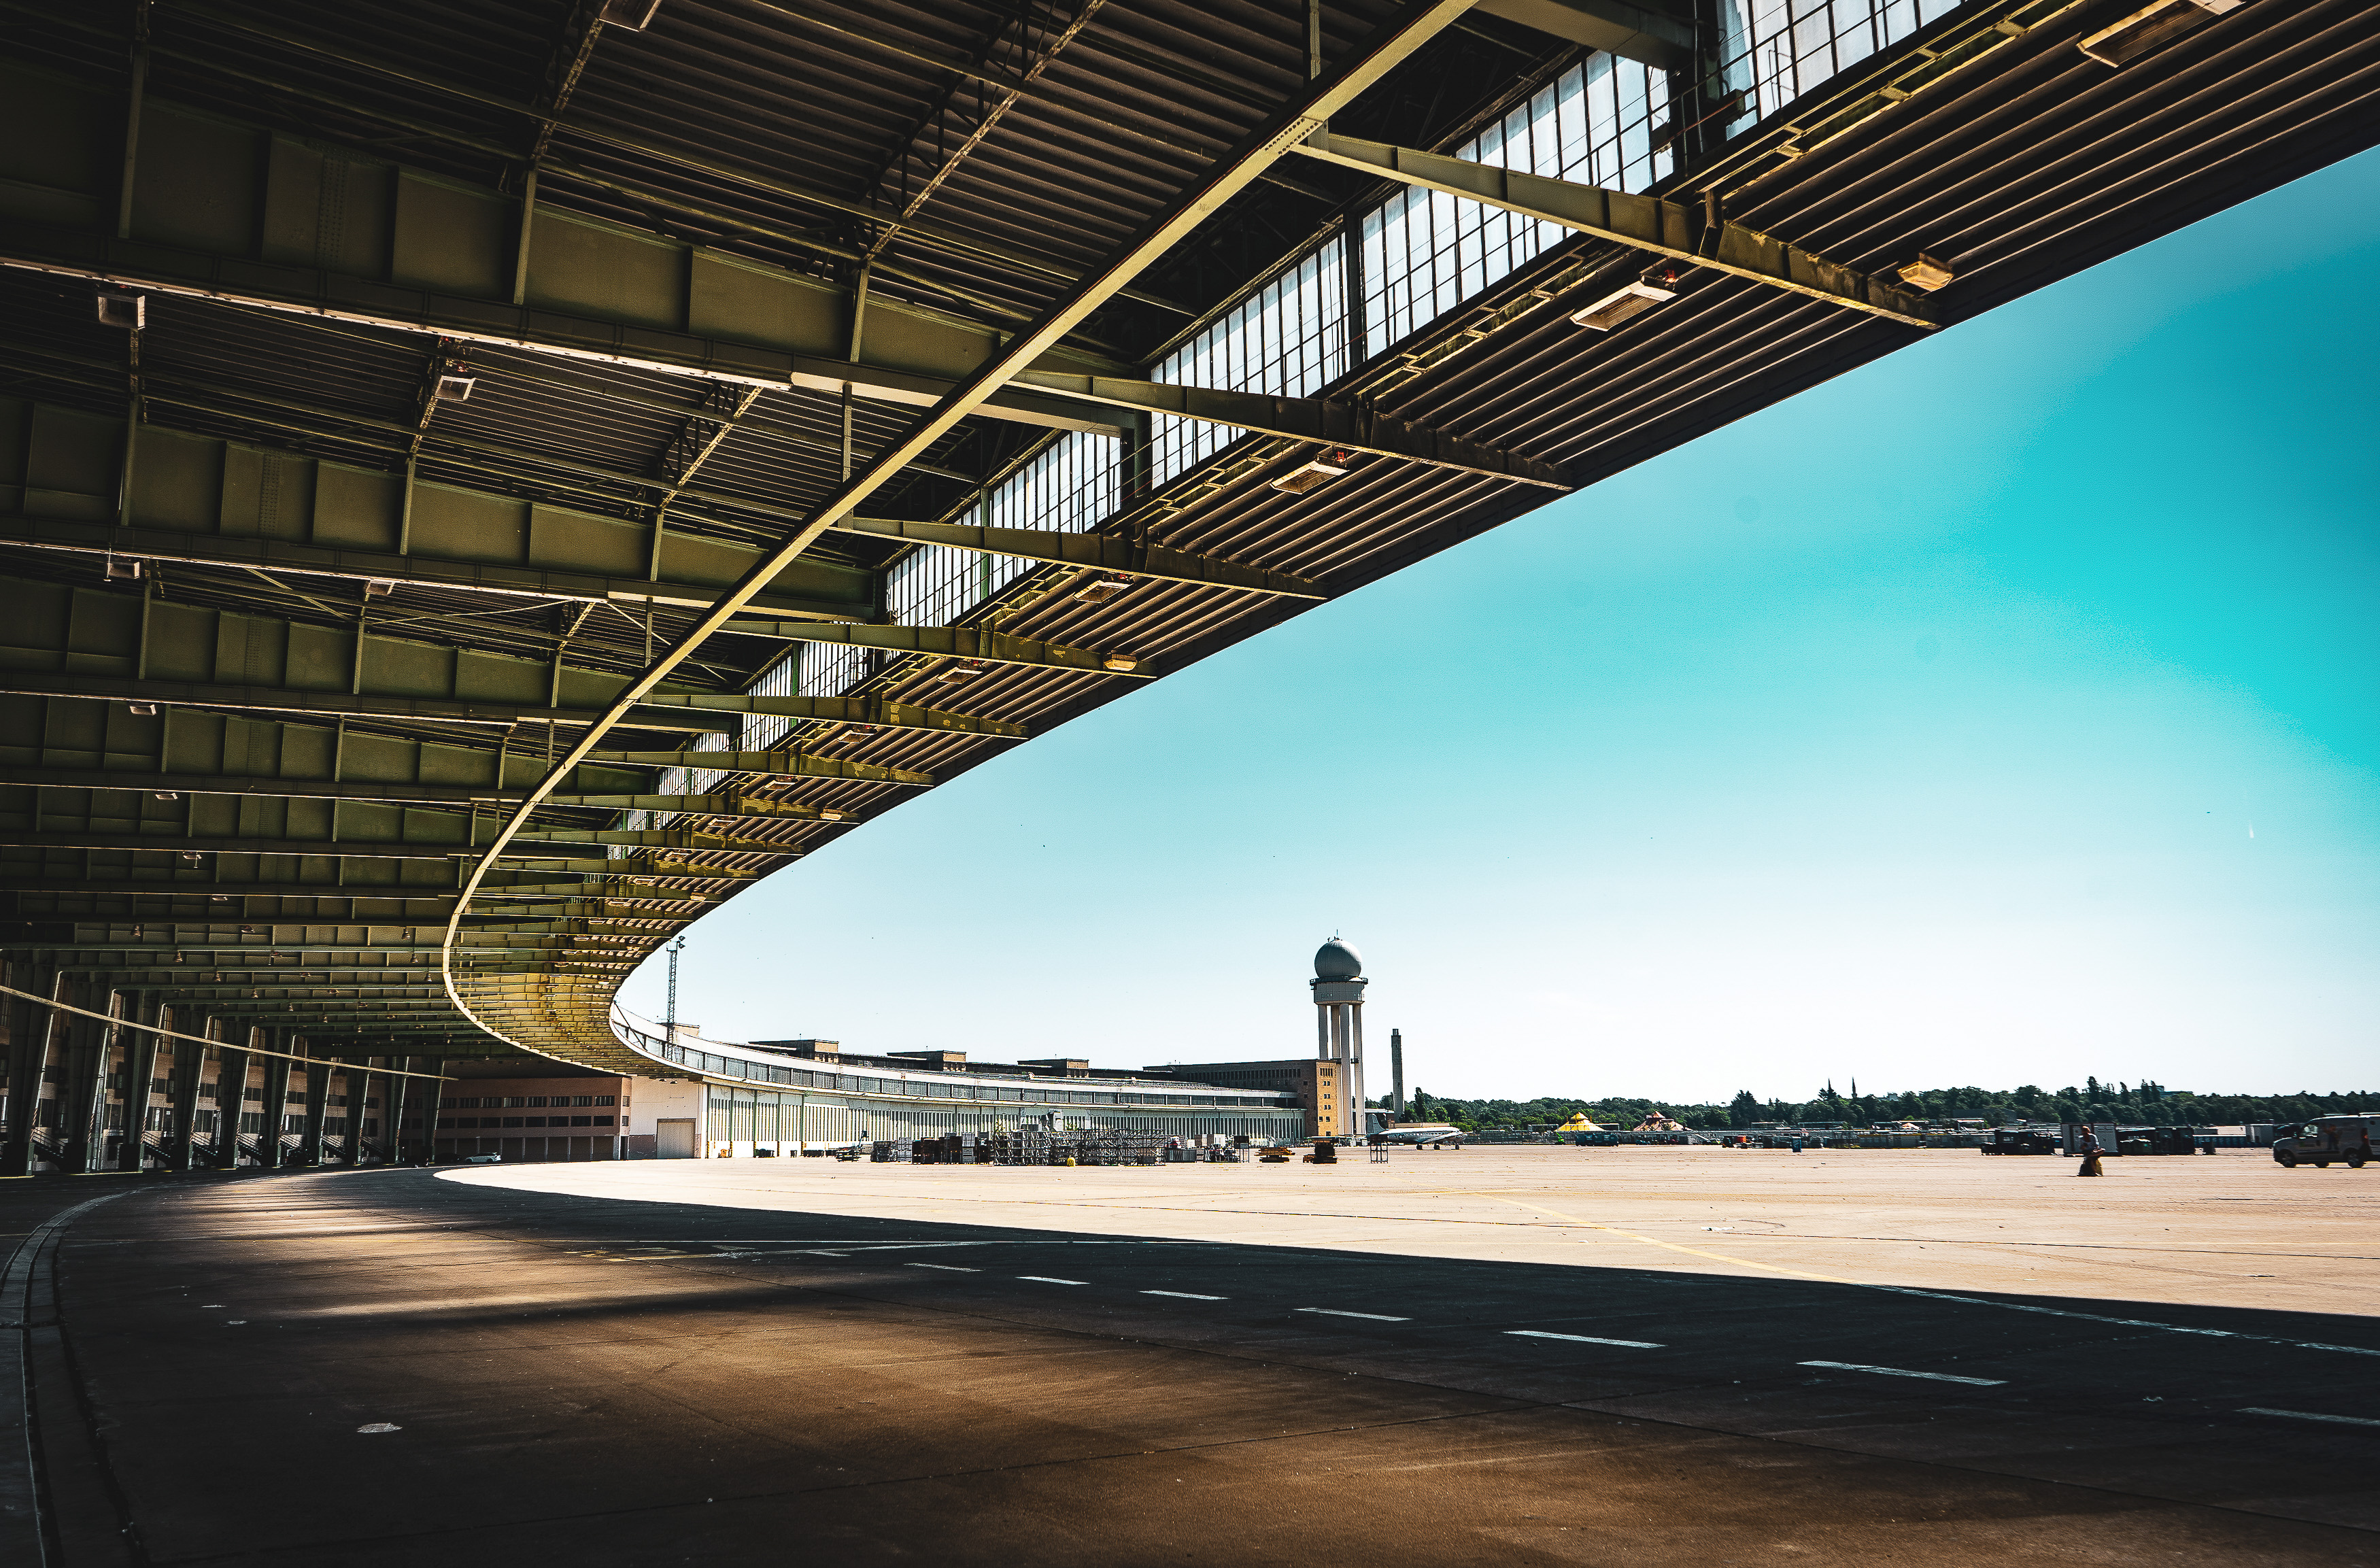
1285, 131, 1941, 329
828, 519, 1321, 599
1008, 373, 1574, 489
0, 671, 1016, 739
0, 516, 866, 624
717, 619, 1148, 677
582, 750, 934, 787
0, 227, 1130, 435
0, 767, 681, 812
0, 880, 464, 901
1472, 0, 1696, 72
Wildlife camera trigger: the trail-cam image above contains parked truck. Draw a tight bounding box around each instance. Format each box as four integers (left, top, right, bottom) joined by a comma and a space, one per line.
2272, 1115, 2376, 1170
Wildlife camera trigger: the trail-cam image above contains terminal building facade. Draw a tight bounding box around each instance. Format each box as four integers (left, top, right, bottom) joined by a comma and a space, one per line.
610, 1017, 1304, 1159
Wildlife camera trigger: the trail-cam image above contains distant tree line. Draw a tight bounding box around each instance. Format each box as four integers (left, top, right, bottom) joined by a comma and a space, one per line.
1391, 1076, 2377, 1134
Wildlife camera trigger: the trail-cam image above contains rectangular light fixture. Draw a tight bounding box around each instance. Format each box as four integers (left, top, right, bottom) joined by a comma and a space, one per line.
1270, 452, 1350, 494
1101, 654, 1140, 672
819, 809, 847, 822
96, 293, 144, 329
432, 374, 477, 402
105, 556, 142, 580
364, 579, 396, 596
129, 702, 158, 716
1569, 281, 1676, 332
2079, 0, 2241, 67
1074, 576, 1132, 604
600, 0, 663, 27
1897, 253, 1956, 292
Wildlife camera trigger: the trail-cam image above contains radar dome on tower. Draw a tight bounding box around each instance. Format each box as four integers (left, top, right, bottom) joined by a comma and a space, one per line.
1313, 937, 1363, 981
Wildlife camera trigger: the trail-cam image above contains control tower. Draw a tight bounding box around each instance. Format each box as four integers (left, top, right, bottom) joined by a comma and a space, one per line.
1310, 938, 1367, 1138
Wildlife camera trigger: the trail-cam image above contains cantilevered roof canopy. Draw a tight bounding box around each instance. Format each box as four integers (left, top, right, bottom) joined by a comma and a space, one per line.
1, 0, 2370, 1091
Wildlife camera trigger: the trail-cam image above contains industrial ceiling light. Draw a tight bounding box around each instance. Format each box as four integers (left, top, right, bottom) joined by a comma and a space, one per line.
154, 791, 180, 801
819, 809, 847, 822
935, 661, 987, 683
600, 0, 663, 26
1270, 450, 1352, 494
96, 292, 144, 329
432, 370, 477, 402
105, 556, 142, 581
1897, 252, 1956, 291
1102, 654, 1140, 672
364, 579, 395, 596
129, 702, 158, 716
2079, 0, 2241, 67
1569, 279, 1676, 331
1074, 575, 1132, 604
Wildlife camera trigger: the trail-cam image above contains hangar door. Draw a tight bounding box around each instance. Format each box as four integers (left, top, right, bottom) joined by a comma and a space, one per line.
655, 1119, 698, 1159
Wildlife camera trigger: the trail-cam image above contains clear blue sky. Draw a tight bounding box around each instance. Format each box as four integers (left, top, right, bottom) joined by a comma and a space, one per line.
622, 146, 2380, 1105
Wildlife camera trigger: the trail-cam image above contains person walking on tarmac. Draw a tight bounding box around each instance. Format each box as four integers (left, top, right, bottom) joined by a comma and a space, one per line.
2075, 1126, 2105, 1177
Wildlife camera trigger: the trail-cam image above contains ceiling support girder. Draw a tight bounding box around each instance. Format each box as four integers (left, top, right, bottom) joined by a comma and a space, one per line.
634, 692, 1026, 739
507, 826, 809, 855
1472, 0, 1696, 71
1008, 373, 1573, 490
0, 876, 705, 904
1, 833, 474, 858
1285, 131, 1942, 329
0, 767, 684, 814
539, 794, 851, 821
583, 750, 934, 787
0, 674, 721, 734
719, 619, 1150, 678
0, 515, 867, 624
0, 672, 1015, 740
0, 226, 1130, 435
830, 518, 1321, 599
0, 879, 466, 902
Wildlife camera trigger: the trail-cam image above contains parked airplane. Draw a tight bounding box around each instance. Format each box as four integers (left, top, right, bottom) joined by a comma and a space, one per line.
1377, 1122, 1468, 1148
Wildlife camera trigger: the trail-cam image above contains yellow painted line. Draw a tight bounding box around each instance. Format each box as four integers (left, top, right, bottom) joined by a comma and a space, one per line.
1474, 1195, 1865, 1286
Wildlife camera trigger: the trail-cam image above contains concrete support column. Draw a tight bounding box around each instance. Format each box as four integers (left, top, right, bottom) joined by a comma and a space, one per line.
350, 1059, 376, 1163
165, 1015, 209, 1171
61, 984, 116, 1173
0, 964, 60, 1177
385, 1057, 411, 1164
216, 1029, 256, 1169
415, 1058, 443, 1163
299, 1044, 333, 1166
120, 993, 163, 1171
258, 1039, 294, 1170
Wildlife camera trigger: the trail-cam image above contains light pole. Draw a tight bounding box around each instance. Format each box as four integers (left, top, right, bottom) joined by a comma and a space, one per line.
664, 934, 685, 1040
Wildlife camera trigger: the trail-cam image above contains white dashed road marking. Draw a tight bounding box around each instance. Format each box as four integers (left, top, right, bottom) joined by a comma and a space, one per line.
907, 1263, 979, 1272
1507, 1330, 1664, 1348
1143, 1291, 1227, 1300
1800, 1360, 2005, 1386
1019, 1276, 1087, 1285
1297, 1308, 1408, 1321
2240, 1408, 2380, 1428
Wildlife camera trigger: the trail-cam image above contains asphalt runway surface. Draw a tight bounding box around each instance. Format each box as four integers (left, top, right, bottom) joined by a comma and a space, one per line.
5, 1156, 2376, 1566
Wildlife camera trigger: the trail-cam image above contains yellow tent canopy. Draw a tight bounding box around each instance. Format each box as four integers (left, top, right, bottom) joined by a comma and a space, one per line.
1556, 1112, 1604, 1132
